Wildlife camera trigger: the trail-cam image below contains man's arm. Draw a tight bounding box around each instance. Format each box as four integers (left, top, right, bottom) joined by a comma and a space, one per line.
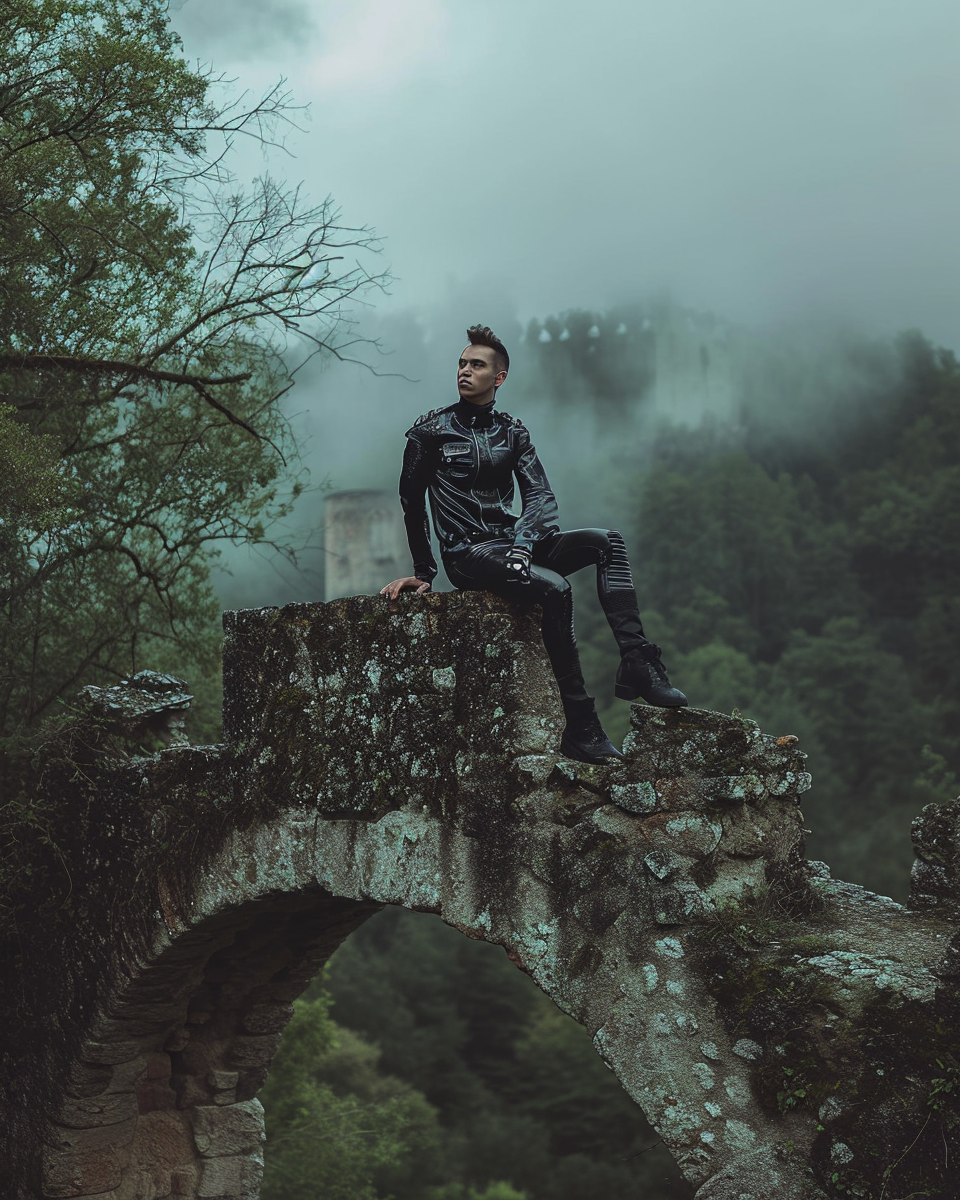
511, 422, 560, 554
397, 432, 438, 584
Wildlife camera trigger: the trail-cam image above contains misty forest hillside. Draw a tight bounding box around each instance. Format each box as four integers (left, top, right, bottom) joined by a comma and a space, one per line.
255, 310, 960, 1200
519, 310, 958, 901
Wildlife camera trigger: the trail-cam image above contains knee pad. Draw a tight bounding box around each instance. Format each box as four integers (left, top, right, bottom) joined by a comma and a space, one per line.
603, 531, 635, 591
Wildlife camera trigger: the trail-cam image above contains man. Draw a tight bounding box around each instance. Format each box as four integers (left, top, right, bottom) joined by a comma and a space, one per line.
381, 324, 687, 764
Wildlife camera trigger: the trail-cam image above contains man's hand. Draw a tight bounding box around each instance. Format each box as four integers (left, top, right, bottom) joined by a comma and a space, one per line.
380, 576, 431, 600
505, 546, 532, 583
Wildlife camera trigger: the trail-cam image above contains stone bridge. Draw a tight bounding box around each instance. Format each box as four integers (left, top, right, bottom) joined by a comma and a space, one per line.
4, 593, 960, 1200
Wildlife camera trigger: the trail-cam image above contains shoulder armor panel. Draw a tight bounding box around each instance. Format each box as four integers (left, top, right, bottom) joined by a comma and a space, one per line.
495, 410, 526, 431
407, 403, 456, 438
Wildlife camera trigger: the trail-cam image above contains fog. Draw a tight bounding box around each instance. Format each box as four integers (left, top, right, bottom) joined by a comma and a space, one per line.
169, 0, 960, 603
174, 0, 960, 344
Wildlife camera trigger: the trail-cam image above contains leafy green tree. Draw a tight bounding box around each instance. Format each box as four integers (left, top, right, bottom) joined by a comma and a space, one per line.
324, 908, 692, 1200
634, 451, 861, 659
0, 0, 381, 736
466, 1186, 529, 1200
260, 993, 443, 1200
427, 1183, 529, 1200
323, 902, 534, 1121
672, 641, 760, 719
0, 406, 62, 526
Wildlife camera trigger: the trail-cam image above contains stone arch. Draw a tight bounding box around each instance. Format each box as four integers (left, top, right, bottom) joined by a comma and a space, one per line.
45, 888, 378, 1200
42, 787, 601, 1200
40, 738, 819, 1200
20, 594, 952, 1199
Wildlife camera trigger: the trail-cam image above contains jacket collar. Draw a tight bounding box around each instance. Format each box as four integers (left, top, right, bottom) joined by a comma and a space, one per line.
454, 397, 496, 429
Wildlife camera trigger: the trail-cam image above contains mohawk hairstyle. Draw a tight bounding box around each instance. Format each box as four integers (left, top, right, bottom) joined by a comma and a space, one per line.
466, 324, 510, 374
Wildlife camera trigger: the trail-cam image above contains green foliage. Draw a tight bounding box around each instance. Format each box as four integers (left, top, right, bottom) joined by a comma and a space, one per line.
260, 993, 443, 1200
426, 1184, 529, 1200
775, 1066, 808, 1113
306, 907, 692, 1200
669, 640, 760, 720
926, 1056, 960, 1118
633, 451, 856, 660
550, 326, 960, 899
0, 0, 379, 737
465, 1186, 529, 1200
0, 406, 63, 526
1, 0, 205, 360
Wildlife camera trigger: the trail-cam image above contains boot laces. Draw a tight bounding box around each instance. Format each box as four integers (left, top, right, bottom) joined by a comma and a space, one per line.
641, 642, 670, 682
568, 711, 606, 744
583, 714, 609, 746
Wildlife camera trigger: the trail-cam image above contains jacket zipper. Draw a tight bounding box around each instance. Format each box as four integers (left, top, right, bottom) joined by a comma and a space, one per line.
471, 427, 490, 533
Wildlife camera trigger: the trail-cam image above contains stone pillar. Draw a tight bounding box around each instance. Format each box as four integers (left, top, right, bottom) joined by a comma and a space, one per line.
322, 489, 408, 601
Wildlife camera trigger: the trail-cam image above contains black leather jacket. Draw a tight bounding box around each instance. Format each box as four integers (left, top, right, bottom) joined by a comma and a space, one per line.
400, 398, 560, 582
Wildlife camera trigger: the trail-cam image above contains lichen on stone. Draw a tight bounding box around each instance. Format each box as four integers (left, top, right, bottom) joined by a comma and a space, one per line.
7, 593, 960, 1200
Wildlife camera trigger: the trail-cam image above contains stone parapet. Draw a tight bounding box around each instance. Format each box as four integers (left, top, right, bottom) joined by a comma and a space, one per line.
3, 594, 959, 1200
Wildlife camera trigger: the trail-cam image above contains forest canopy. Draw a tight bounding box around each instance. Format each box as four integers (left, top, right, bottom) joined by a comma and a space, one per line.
520, 311, 960, 900
0, 0, 381, 736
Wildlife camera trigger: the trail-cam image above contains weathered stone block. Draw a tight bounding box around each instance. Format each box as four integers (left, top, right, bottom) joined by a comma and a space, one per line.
651, 879, 708, 924
49, 1116, 137, 1154
193, 1100, 265, 1157
642, 812, 723, 859
226, 1034, 281, 1069
59, 1091, 137, 1130
138, 1078, 179, 1114
65, 1061, 113, 1099
206, 1069, 240, 1092
239, 1003, 294, 1036
42, 1145, 123, 1197
196, 1151, 263, 1198
80, 1040, 143, 1066
170, 1166, 199, 1196
910, 798, 960, 918
121, 1057, 156, 1097
132, 1110, 194, 1185
610, 779, 657, 814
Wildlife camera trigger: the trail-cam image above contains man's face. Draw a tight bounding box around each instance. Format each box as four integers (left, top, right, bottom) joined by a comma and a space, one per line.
457, 344, 507, 405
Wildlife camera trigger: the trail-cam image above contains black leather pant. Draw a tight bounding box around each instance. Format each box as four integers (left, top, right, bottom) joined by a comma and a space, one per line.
444, 528, 645, 703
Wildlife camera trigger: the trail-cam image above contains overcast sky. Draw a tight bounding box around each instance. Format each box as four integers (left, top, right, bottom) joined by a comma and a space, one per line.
173, 0, 960, 348
171, 0, 960, 603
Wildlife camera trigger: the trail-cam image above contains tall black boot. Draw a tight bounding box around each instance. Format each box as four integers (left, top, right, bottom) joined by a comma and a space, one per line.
615, 642, 688, 707
538, 585, 624, 763
599, 532, 687, 708
560, 695, 624, 765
